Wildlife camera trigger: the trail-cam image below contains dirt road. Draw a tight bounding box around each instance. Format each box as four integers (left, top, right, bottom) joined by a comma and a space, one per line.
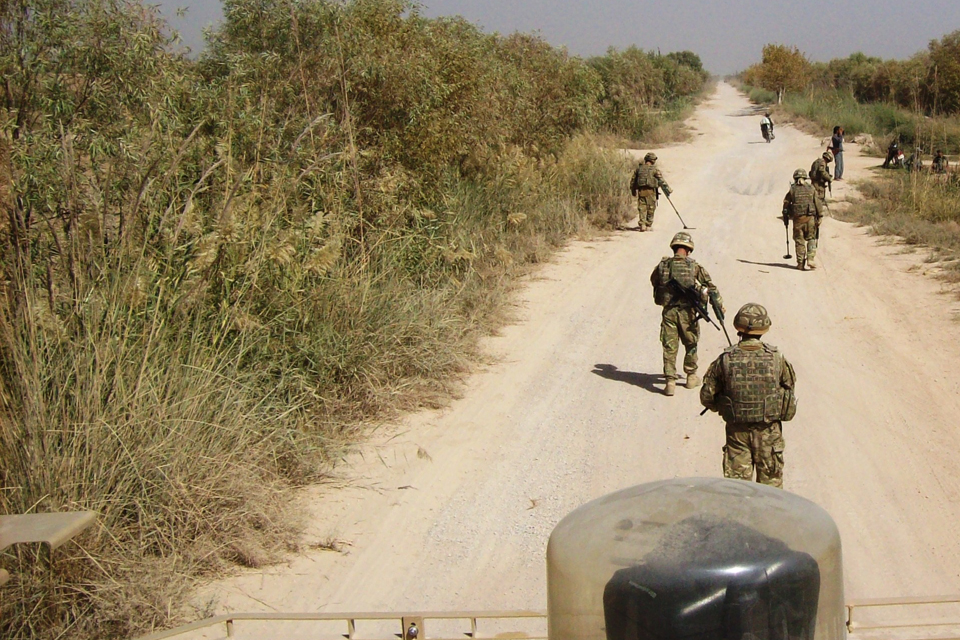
198, 83, 960, 628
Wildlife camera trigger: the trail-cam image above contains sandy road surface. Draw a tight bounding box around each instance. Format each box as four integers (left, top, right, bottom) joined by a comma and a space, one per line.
194, 83, 960, 633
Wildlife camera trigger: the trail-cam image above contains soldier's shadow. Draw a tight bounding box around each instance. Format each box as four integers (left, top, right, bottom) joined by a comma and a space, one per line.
592, 364, 664, 394
737, 258, 797, 271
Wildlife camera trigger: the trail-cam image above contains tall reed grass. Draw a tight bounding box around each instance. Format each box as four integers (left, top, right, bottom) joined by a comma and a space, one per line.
0, 0, 692, 636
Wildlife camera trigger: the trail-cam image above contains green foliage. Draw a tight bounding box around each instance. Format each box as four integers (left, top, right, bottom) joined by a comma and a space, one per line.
0, 0, 698, 637
589, 47, 708, 140
743, 44, 810, 103
928, 31, 960, 114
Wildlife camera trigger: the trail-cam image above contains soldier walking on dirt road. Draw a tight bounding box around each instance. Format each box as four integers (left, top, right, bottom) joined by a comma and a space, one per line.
650, 232, 723, 396
809, 150, 833, 209
630, 152, 672, 232
782, 169, 823, 270
700, 304, 797, 489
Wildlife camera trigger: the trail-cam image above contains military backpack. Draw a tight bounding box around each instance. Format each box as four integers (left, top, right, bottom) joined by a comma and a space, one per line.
787, 183, 817, 219
654, 256, 698, 306
632, 165, 659, 191
716, 343, 796, 424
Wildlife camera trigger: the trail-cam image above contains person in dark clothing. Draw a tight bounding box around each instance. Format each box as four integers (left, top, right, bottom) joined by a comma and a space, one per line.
830, 126, 844, 180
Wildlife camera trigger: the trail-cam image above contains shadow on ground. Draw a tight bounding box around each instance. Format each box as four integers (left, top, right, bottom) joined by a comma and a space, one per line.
730, 105, 766, 117
737, 259, 798, 271
592, 364, 665, 394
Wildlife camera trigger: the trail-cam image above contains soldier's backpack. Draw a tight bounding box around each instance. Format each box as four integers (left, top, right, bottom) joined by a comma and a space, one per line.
717, 344, 796, 423
788, 184, 817, 219
654, 257, 697, 306
633, 164, 659, 191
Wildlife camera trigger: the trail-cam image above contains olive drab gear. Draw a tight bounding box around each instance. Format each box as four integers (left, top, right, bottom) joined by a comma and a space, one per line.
792, 169, 807, 182
785, 183, 817, 219
651, 253, 722, 387
822, 150, 834, 162
670, 232, 694, 252
632, 164, 660, 190
715, 343, 795, 424
654, 256, 698, 306
733, 303, 771, 335
644, 152, 658, 163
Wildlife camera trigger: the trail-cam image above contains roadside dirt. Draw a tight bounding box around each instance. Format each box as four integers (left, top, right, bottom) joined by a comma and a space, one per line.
191, 83, 960, 634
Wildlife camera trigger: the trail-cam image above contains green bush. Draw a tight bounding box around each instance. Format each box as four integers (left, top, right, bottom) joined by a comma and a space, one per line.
0, 0, 697, 637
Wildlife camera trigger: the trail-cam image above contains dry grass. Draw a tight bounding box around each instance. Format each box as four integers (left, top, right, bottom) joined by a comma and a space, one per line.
837, 170, 960, 274
0, 0, 689, 636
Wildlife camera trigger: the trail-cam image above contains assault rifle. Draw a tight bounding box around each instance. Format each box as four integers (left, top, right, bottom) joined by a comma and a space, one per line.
667, 279, 732, 347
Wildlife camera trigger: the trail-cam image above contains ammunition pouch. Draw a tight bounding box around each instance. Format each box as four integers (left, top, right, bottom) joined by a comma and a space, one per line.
780, 388, 797, 422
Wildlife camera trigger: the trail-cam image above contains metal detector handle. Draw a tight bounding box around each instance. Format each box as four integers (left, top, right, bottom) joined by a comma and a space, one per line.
664, 194, 692, 229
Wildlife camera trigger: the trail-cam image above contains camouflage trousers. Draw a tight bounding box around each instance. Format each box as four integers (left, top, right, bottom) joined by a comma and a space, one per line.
660, 306, 699, 380
637, 191, 657, 228
814, 186, 829, 211
792, 215, 818, 265
723, 422, 785, 488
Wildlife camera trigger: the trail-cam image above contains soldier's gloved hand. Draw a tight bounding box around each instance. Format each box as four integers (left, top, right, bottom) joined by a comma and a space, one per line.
663, 187, 673, 197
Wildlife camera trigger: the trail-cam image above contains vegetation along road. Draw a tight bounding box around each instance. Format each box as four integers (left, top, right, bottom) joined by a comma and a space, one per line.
195, 82, 960, 632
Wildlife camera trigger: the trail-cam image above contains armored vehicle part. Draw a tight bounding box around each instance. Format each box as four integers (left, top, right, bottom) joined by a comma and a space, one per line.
546, 478, 844, 640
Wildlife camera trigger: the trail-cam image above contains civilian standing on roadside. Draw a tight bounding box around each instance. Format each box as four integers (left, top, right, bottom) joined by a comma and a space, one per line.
831, 126, 844, 180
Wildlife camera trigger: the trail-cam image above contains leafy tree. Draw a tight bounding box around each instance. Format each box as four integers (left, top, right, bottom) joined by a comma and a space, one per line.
753, 44, 811, 103
927, 30, 960, 114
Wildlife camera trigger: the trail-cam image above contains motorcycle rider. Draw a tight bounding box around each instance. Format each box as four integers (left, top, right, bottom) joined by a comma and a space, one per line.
883, 138, 902, 169
760, 112, 775, 142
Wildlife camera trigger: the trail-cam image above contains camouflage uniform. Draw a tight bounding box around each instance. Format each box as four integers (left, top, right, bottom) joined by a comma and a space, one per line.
630, 155, 672, 231
809, 156, 832, 207
782, 176, 822, 269
650, 254, 721, 383
700, 321, 797, 489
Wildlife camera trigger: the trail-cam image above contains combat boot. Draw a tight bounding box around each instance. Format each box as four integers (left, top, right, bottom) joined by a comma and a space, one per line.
664, 379, 676, 396
796, 259, 805, 270
807, 256, 818, 269
638, 223, 647, 232
685, 373, 700, 389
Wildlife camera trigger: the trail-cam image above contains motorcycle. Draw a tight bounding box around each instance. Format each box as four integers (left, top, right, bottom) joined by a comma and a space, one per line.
761, 121, 775, 142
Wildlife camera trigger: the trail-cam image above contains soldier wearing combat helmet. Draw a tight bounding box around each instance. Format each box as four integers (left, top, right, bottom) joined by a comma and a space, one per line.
782, 169, 823, 270
630, 152, 673, 232
650, 232, 723, 396
700, 303, 797, 488
809, 150, 833, 208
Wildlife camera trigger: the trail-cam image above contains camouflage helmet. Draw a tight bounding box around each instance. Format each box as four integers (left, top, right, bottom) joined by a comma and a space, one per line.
644, 152, 658, 163
670, 231, 694, 252
793, 169, 807, 181
733, 303, 772, 335
822, 150, 834, 161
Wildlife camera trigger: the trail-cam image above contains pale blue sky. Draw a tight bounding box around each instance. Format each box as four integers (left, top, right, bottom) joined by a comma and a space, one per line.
159, 0, 960, 74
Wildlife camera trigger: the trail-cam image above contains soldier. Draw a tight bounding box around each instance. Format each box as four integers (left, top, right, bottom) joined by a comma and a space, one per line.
650, 232, 723, 396
932, 150, 949, 174
808, 150, 833, 209
782, 169, 822, 270
630, 152, 672, 232
700, 303, 797, 488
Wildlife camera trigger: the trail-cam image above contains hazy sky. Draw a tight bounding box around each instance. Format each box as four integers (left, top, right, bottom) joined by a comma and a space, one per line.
159, 0, 960, 74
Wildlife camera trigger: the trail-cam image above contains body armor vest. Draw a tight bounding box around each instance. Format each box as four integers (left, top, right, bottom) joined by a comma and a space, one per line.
656, 257, 697, 306
788, 183, 816, 218
634, 165, 659, 190
809, 159, 829, 186
717, 343, 784, 424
